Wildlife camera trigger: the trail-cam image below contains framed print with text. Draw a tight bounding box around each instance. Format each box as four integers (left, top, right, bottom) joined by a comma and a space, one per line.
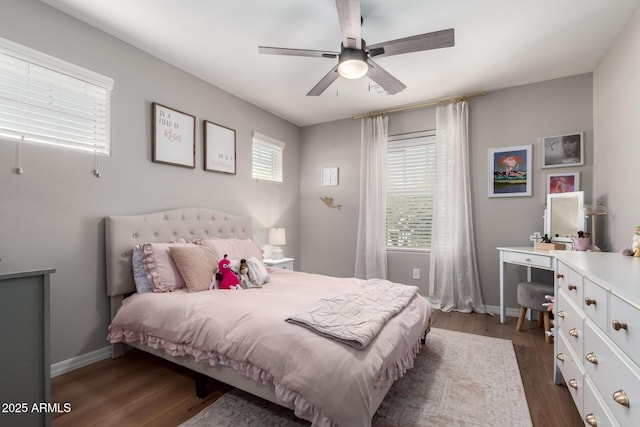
204, 120, 236, 174
152, 102, 195, 168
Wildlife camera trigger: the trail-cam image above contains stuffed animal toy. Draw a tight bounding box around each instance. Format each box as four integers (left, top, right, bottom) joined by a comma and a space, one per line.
218, 254, 242, 290
237, 258, 263, 289
238, 258, 250, 289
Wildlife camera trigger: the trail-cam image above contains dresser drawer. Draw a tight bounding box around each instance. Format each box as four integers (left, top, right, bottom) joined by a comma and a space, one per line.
609, 293, 640, 367
584, 377, 619, 427
584, 278, 608, 332
557, 289, 585, 359
584, 321, 640, 426
503, 251, 552, 269
557, 331, 585, 415
557, 261, 584, 308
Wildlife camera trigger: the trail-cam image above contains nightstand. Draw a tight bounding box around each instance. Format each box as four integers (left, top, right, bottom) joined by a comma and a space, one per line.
263, 257, 295, 271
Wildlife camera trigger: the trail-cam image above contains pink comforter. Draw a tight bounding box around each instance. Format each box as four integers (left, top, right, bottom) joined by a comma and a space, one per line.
108, 268, 432, 427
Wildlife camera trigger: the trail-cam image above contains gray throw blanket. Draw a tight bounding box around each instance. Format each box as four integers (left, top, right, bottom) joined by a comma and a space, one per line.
286, 279, 418, 349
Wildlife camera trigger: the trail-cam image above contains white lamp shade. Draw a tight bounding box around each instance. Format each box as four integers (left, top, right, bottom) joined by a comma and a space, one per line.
268, 228, 286, 246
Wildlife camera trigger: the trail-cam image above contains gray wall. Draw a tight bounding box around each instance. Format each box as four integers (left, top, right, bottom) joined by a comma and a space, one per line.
593, 7, 640, 252
0, 0, 300, 364
300, 74, 594, 310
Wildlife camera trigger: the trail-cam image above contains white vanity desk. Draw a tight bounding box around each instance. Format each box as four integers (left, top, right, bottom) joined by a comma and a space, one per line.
497, 246, 556, 323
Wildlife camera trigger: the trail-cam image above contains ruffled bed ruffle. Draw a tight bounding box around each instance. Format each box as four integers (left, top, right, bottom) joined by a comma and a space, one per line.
108, 327, 427, 427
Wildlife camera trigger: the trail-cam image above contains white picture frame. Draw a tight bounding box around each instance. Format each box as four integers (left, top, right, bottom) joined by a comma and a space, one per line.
488, 145, 532, 197
541, 132, 584, 168
546, 172, 580, 196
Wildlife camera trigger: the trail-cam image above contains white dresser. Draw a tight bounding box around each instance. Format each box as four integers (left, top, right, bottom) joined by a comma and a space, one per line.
553, 251, 640, 427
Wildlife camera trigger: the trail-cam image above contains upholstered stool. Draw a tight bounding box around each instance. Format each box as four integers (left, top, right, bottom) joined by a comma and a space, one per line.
516, 281, 554, 344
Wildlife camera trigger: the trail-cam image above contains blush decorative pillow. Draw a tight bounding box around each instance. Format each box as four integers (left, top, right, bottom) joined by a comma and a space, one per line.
169, 246, 218, 293
202, 238, 263, 264
141, 242, 193, 292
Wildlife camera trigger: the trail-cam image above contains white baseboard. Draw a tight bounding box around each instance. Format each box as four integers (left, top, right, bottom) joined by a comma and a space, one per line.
51, 346, 111, 378
484, 304, 520, 318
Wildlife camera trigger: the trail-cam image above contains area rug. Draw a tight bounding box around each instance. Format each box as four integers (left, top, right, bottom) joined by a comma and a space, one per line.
180, 328, 532, 426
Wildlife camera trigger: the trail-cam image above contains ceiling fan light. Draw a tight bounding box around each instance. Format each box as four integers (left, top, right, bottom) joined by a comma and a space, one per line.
338, 59, 368, 79
338, 48, 368, 79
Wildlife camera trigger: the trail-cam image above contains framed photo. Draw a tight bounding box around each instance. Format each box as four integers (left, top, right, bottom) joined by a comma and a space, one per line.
321, 166, 339, 186
204, 120, 236, 174
152, 102, 195, 168
541, 132, 583, 168
547, 172, 580, 195
488, 145, 532, 198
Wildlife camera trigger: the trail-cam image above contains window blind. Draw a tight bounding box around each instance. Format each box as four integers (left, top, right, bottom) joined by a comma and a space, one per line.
0, 37, 114, 155
386, 133, 436, 249
252, 131, 285, 182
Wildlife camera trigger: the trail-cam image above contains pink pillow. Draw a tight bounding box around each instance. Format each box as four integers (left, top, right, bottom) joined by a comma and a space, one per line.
141, 243, 194, 292
169, 246, 218, 293
202, 238, 263, 264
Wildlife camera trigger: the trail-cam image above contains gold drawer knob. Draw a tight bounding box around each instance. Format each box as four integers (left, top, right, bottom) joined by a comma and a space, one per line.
556, 274, 564, 279
585, 297, 596, 306
612, 320, 628, 331
613, 390, 630, 407
585, 413, 597, 426
585, 352, 598, 365
568, 379, 578, 390
557, 311, 565, 318
568, 284, 577, 291
569, 328, 579, 338
556, 353, 565, 362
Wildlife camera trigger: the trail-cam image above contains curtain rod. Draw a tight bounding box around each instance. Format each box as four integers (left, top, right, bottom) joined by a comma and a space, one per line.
351, 91, 487, 120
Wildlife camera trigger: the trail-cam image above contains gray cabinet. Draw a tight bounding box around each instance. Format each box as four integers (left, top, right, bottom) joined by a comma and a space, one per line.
0, 269, 54, 427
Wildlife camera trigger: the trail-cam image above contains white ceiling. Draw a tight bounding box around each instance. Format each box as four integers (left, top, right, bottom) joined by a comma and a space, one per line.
41, 0, 640, 127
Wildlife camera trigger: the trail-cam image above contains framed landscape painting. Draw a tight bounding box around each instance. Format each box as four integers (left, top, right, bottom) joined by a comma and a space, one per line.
488, 145, 532, 198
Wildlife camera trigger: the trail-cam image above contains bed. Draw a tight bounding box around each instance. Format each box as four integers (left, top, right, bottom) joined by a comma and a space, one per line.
106, 208, 432, 427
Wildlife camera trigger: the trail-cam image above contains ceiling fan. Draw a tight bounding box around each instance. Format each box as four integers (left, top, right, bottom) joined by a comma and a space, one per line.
258, 0, 455, 96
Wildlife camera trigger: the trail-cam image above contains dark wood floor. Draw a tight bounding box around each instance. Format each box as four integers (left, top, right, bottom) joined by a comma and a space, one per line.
51, 310, 582, 427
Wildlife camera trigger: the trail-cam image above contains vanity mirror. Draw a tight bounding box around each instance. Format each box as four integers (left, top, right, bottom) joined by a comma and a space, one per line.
544, 191, 585, 243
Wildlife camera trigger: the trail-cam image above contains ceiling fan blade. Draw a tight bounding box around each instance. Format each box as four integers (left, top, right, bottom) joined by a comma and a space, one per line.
366, 59, 406, 95
307, 65, 340, 96
259, 46, 338, 59
335, 0, 362, 49
368, 28, 454, 58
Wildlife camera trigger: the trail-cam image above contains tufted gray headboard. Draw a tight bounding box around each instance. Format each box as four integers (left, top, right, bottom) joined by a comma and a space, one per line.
105, 207, 253, 298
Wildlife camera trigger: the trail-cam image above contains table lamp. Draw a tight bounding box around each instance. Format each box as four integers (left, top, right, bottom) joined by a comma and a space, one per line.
268, 228, 286, 260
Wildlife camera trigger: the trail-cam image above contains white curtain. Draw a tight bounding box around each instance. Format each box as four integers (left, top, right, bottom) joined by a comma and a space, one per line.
355, 116, 388, 279
428, 101, 487, 312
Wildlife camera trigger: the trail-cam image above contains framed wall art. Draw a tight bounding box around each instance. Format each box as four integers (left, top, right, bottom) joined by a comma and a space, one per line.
152, 102, 195, 168
488, 145, 532, 197
547, 172, 580, 195
541, 132, 583, 168
204, 120, 236, 174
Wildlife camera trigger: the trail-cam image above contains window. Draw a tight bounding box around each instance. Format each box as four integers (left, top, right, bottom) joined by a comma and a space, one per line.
252, 131, 285, 182
386, 131, 436, 250
0, 37, 114, 155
